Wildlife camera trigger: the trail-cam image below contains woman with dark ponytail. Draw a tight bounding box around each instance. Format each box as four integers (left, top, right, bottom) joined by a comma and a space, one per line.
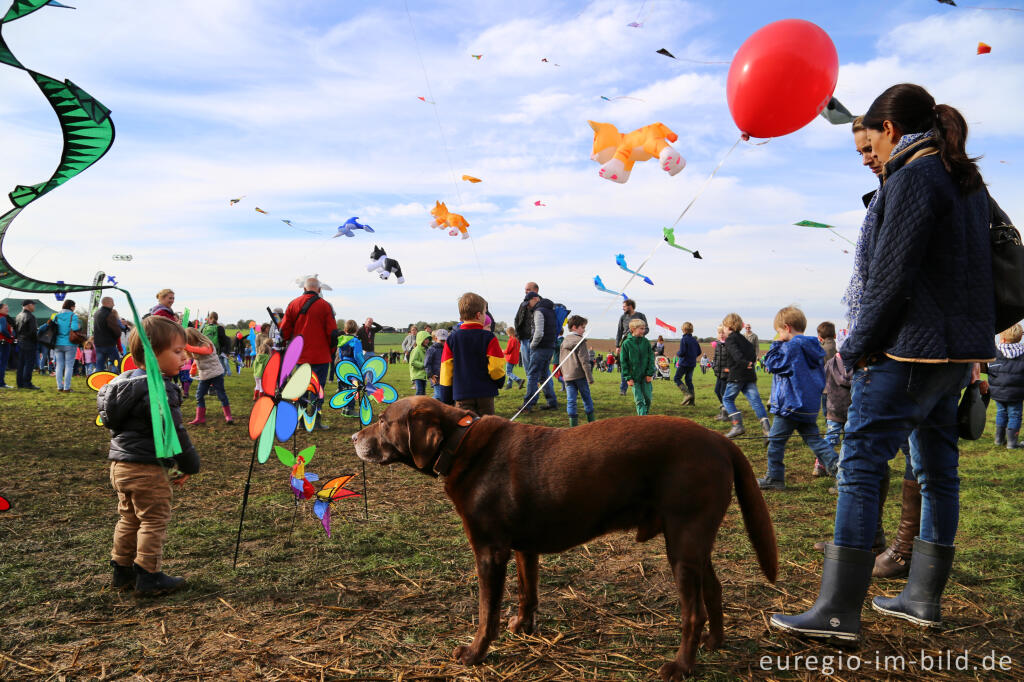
771, 84, 995, 642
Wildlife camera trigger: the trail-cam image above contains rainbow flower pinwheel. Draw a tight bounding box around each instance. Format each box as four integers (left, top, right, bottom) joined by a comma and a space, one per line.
248, 336, 313, 463
329, 355, 398, 426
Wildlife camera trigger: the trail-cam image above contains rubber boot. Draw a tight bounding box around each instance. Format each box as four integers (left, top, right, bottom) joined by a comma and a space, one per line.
317, 414, 330, 431
770, 544, 874, 641
872, 538, 955, 627
111, 560, 134, 590
680, 391, 695, 406
874, 479, 920, 577
188, 407, 206, 425
222, 405, 234, 424
586, 411, 595, 423
872, 474, 891, 555
1007, 428, 1020, 449
725, 413, 744, 439
569, 415, 579, 427
714, 405, 728, 421
134, 563, 186, 596
994, 424, 1006, 446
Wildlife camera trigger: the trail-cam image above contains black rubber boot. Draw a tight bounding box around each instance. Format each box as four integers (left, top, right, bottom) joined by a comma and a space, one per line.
1007, 429, 1021, 449
134, 563, 186, 596
770, 544, 874, 642
994, 424, 1006, 446
871, 538, 955, 627
111, 560, 134, 590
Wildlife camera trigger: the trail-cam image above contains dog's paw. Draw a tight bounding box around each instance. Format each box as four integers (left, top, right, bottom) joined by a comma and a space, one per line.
699, 630, 722, 651
454, 645, 485, 666
508, 615, 536, 635
658, 660, 694, 681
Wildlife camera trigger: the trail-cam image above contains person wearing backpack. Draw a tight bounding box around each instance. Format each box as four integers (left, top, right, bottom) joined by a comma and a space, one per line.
280, 277, 338, 429
52, 299, 82, 393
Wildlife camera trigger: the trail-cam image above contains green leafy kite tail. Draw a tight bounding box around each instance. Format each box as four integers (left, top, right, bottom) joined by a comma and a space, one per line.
0, 0, 181, 459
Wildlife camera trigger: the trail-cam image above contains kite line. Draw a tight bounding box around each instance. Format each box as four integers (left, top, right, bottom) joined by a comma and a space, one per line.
0, 0, 180, 459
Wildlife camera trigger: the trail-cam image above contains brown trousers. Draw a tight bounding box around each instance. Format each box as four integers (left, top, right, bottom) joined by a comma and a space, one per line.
455, 396, 495, 416
110, 461, 172, 572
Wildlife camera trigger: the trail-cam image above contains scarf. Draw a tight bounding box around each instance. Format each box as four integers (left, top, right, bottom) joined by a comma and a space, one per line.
843, 130, 934, 332
998, 341, 1024, 359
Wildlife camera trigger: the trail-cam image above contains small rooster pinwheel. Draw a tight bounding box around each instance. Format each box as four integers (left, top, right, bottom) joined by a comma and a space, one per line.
329, 355, 398, 426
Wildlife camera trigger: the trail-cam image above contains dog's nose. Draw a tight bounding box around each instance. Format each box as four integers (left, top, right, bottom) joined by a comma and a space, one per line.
350, 432, 358, 443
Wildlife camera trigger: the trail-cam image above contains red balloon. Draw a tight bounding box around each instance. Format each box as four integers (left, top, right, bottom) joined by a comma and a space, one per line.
727, 19, 839, 139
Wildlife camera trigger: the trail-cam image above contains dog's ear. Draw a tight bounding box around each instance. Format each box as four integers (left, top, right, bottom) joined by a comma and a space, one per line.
407, 406, 443, 471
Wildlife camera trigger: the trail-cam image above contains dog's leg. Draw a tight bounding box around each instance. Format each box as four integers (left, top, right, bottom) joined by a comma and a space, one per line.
508, 551, 538, 634
700, 558, 723, 651
658, 526, 706, 681
454, 545, 510, 666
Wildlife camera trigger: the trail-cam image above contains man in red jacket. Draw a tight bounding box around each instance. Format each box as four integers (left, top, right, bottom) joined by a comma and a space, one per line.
280, 277, 337, 429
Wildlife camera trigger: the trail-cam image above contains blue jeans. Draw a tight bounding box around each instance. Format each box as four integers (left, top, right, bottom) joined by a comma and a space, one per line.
0, 342, 10, 386
17, 342, 35, 387
413, 378, 426, 395
504, 361, 522, 388
524, 346, 557, 408
196, 375, 229, 408
765, 414, 839, 481
825, 419, 843, 449
673, 364, 695, 394
714, 376, 726, 404
565, 378, 593, 417
220, 353, 231, 375
54, 344, 76, 390
95, 345, 119, 372
311, 363, 329, 411
520, 343, 532, 378
722, 381, 768, 420
619, 363, 629, 394
834, 357, 969, 549
995, 400, 1023, 430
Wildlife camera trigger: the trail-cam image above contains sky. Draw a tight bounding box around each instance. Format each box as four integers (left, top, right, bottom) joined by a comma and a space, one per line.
1, 0, 1022, 339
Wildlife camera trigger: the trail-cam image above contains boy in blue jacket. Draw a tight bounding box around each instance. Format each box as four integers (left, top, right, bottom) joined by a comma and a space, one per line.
758, 306, 839, 490
989, 323, 1024, 449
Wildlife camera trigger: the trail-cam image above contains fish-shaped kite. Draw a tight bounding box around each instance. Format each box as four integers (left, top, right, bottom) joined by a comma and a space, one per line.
977, 42, 992, 54
333, 217, 375, 239
656, 48, 676, 59
461, 174, 482, 183
655, 318, 677, 333
593, 275, 627, 300
230, 196, 245, 205
662, 227, 702, 258
281, 219, 294, 227
615, 254, 653, 285
471, 54, 482, 60
794, 220, 856, 246
819, 97, 856, 125
254, 207, 268, 214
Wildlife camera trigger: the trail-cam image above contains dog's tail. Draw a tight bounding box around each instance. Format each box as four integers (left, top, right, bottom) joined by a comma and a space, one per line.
726, 438, 778, 583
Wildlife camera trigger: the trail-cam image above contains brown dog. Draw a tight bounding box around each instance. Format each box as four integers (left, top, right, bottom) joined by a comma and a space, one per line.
352, 397, 777, 680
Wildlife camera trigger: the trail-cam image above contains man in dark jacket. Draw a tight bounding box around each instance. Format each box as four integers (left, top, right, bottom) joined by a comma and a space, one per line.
673, 321, 701, 405
615, 299, 647, 396
14, 300, 40, 390
356, 317, 383, 354
93, 297, 123, 372
514, 282, 539, 379
520, 291, 558, 411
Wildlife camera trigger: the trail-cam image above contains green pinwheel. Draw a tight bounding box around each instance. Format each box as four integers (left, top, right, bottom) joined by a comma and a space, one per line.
330, 356, 398, 426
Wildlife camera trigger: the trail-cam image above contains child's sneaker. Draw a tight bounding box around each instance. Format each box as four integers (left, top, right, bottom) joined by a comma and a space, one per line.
134, 564, 185, 596
812, 459, 827, 477
757, 476, 785, 490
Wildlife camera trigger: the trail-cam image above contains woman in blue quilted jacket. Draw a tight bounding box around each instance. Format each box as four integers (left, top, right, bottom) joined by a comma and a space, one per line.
771, 84, 995, 642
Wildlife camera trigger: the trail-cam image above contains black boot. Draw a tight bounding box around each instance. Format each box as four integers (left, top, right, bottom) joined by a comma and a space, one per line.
872, 538, 955, 627
1007, 428, 1021, 449
770, 544, 874, 642
994, 424, 1006, 446
111, 560, 134, 590
134, 563, 186, 596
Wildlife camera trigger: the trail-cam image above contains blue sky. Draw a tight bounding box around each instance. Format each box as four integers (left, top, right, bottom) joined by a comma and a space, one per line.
1, 0, 1021, 338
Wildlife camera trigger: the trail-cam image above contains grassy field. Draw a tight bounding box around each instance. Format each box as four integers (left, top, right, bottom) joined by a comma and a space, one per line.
1, 356, 1022, 680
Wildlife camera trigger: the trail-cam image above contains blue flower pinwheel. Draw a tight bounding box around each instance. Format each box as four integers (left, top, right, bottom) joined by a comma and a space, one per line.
329, 355, 398, 426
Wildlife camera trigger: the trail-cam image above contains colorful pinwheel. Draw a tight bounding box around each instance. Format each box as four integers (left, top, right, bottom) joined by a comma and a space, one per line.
299, 373, 324, 432
89, 354, 140, 426
275, 445, 319, 499
248, 336, 313, 463
329, 355, 398, 426
313, 475, 361, 537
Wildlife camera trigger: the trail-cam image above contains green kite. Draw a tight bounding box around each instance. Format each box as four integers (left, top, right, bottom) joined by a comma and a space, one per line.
662, 227, 702, 259
794, 220, 856, 246
0, 0, 180, 459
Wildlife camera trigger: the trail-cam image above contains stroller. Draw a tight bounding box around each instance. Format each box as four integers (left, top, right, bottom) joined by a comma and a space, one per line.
655, 355, 673, 381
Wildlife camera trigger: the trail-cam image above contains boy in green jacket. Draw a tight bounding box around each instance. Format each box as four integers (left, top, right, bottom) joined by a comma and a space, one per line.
620, 318, 656, 415
408, 330, 431, 395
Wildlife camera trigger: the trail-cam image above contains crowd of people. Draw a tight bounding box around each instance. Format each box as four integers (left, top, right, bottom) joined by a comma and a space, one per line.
2, 83, 1017, 655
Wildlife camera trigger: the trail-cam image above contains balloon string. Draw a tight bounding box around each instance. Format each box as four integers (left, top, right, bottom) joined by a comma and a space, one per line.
511, 134, 747, 422
403, 0, 489, 300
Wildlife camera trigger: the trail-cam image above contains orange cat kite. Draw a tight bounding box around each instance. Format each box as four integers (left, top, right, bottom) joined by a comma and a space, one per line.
429, 201, 470, 240
588, 120, 685, 183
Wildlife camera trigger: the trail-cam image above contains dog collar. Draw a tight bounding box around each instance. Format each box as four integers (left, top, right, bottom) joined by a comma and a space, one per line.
433, 414, 479, 476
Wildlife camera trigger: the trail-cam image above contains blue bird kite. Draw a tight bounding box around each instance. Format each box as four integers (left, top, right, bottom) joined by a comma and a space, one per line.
333, 217, 375, 239
615, 254, 653, 285
593, 276, 627, 300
